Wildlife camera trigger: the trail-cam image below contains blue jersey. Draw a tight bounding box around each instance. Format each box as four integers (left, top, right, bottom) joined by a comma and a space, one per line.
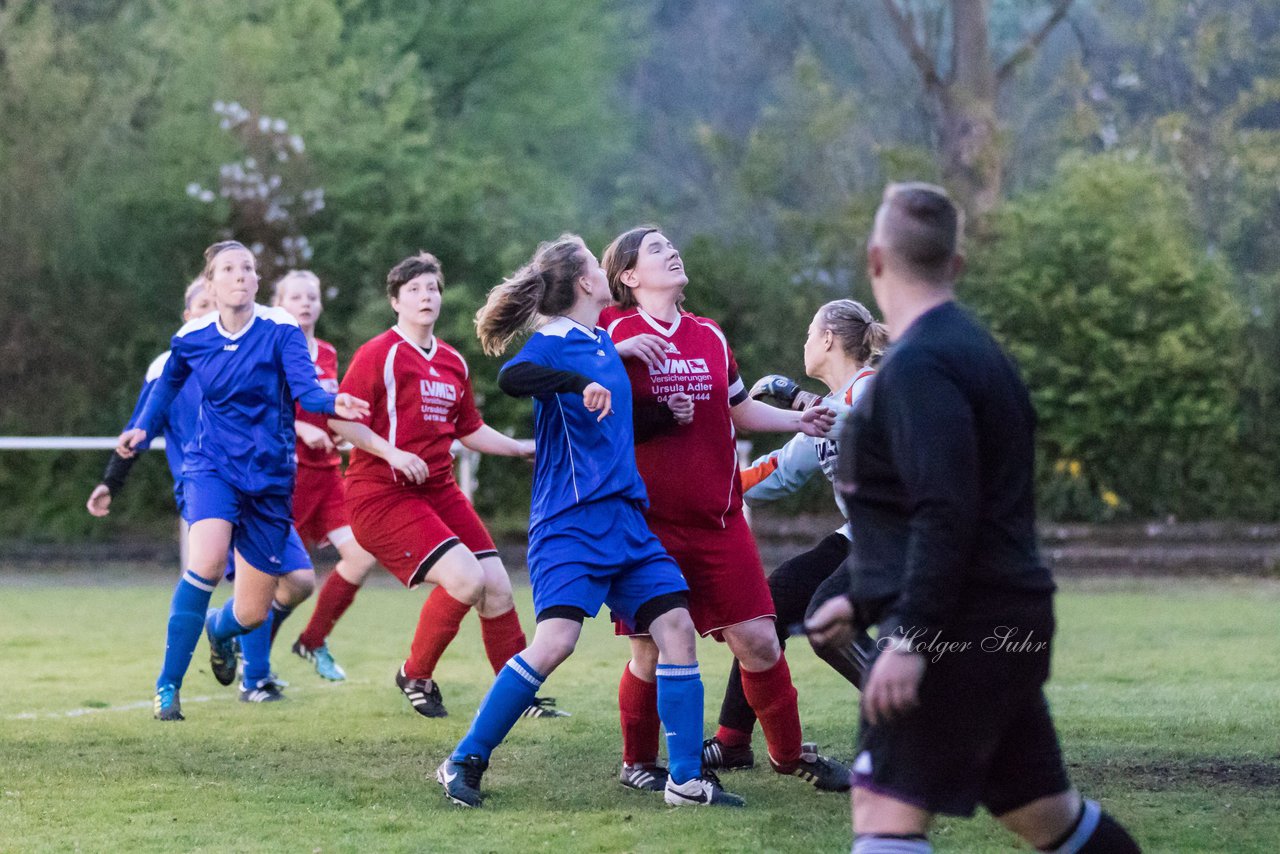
124, 351, 203, 486
503, 316, 648, 529
137, 304, 337, 495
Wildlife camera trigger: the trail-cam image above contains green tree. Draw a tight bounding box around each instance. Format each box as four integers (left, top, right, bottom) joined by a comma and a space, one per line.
965, 154, 1246, 519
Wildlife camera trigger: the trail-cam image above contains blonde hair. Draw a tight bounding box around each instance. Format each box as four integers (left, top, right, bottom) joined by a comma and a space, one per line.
816, 300, 888, 366
272, 270, 321, 304
475, 235, 588, 356
183, 276, 208, 311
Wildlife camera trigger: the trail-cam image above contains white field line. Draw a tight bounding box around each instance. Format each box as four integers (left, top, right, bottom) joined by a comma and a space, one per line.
6, 678, 373, 721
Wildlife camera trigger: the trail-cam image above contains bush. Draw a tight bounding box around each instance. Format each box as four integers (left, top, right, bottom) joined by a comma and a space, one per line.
965, 153, 1247, 520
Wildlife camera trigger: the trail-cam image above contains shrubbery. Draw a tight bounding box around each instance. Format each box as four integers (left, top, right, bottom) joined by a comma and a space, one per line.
966, 154, 1251, 520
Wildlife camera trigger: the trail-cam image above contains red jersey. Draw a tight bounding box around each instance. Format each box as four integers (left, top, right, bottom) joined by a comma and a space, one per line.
339, 327, 483, 488
295, 338, 342, 469
602, 306, 750, 529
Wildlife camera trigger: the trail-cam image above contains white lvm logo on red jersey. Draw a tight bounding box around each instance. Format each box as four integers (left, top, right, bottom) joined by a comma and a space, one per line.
420, 379, 458, 402
648, 357, 710, 377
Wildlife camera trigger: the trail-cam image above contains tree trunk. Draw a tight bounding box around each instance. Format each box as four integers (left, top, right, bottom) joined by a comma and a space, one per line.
941, 0, 1001, 216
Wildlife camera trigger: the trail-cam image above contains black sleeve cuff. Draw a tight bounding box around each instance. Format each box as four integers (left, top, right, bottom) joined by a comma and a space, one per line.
101, 451, 138, 496
498, 362, 593, 398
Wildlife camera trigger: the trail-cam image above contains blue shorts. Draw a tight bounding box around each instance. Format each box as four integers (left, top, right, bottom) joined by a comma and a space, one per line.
223, 528, 311, 581
183, 472, 310, 576
527, 497, 688, 624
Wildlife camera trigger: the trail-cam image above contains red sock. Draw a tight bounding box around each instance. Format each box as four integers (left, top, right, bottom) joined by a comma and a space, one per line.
404, 587, 472, 680
740, 654, 803, 768
715, 724, 752, 748
618, 663, 661, 766
297, 571, 360, 650
479, 607, 527, 674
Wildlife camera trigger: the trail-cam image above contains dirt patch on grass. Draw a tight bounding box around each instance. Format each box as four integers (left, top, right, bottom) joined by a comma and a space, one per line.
1077, 758, 1280, 791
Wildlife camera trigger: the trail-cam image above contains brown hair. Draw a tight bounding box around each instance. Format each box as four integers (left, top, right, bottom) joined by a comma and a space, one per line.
386, 251, 444, 300
816, 299, 888, 366
874, 182, 964, 283
601, 225, 662, 309
201, 240, 252, 280
475, 235, 589, 356
272, 269, 321, 304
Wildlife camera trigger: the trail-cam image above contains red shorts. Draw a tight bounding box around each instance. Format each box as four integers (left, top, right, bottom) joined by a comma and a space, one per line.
617, 509, 775, 640
293, 465, 349, 548
345, 477, 497, 588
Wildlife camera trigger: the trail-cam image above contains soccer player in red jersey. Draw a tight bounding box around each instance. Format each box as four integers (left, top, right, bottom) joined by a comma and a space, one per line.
329, 252, 564, 719
270, 271, 378, 682
600, 226, 850, 793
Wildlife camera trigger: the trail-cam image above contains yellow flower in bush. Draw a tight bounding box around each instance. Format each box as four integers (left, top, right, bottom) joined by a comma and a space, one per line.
1054, 459, 1067, 474
1068, 460, 1082, 479
1101, 490, 1120, 508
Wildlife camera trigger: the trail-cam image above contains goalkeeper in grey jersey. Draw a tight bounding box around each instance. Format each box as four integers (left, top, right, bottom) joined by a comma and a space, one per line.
702, 300, 887, 773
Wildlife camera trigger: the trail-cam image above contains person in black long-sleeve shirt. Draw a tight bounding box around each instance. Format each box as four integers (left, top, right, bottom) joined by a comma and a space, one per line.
807, 183, 1139, 854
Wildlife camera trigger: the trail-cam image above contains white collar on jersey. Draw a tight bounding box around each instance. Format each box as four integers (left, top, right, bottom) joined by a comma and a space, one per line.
215, 305, 260, 341
637, 306, 681, 337
539, 315, 601, 340
392, 325, 438, 361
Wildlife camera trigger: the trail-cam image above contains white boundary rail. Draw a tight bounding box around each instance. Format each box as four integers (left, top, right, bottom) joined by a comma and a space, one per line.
0, 437, 752, 520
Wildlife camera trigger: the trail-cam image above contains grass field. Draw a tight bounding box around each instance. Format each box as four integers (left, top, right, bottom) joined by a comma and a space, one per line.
1, 569, 1278, 853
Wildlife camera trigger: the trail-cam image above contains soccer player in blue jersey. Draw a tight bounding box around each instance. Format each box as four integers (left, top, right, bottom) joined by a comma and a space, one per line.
92, 276, 317, 711
433, 234, 742, 808
116, 241, 369, 719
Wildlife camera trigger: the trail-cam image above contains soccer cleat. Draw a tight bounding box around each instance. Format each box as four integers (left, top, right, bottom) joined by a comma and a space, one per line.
205, 608, 239, 686
663, 769, 746, 807
770, 742, 852, 792
396, 666, 447, 718
239, 679, 286, 703
521, 696, 570, 718
153, 683, 183, 721
437, 755, 488, 807
619, 763, 669, 792
292, 639, 347, 681
702, 736, 756, 771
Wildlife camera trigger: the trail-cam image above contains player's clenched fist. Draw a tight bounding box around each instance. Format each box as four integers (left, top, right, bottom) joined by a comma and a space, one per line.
666, 391, 694, 425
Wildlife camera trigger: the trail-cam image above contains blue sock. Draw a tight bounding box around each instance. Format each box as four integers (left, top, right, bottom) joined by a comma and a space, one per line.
452, 655, 544, 763
657, 662, 704, 785
156, 571, 216, 691
240, 601, 294, 688
208, 596, 249, 640
239, 617, 272, 689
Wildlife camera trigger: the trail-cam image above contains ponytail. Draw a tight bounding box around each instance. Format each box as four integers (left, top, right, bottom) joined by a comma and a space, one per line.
475, 235, 587, 356
816, 299, 888, 366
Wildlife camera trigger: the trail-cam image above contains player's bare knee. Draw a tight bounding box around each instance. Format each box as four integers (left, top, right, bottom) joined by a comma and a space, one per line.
526, 614, 583, 672
995, 790, 1080, 849
628, 637, 661, 678
726, 619, 781, 671
853, 787, 930, 836
335, 553, 375, 585
648, 606, 697, 663
232, 602, 269, 630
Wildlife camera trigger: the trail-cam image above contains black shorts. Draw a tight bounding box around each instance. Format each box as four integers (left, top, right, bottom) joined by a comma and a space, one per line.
851, 593, 1071, 817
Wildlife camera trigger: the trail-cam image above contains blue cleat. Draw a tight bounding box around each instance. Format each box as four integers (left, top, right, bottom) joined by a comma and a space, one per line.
153, 683, 183, 721
205, 607, 239, 686
437, 755, 487, 807
292, 639, 347, 681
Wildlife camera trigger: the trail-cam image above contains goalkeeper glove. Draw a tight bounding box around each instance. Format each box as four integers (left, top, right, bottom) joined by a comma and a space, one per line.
748, 374, 822, 411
